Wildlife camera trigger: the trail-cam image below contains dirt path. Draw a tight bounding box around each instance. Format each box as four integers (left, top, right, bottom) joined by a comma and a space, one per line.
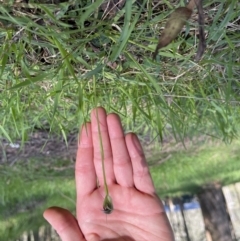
0, 131, 78, 165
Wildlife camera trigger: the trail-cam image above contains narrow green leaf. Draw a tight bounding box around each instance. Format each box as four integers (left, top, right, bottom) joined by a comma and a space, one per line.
9, 73, 53, 89
0, 124, 12, 143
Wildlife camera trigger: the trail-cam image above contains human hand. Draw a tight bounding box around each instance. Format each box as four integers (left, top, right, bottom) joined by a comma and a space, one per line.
44, 107, 174, 241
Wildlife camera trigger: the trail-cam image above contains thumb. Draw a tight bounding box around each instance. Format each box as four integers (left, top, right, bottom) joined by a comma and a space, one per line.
43, 206, 85, 241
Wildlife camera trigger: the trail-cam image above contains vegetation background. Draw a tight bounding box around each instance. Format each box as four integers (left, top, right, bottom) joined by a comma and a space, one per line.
0, 0, 240, 240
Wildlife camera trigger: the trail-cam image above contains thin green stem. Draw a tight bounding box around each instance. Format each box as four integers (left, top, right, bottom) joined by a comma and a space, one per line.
95, 109, 113, 214
96, 108, 109, 196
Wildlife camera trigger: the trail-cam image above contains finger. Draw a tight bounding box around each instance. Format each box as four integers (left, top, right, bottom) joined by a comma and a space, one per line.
125, 133, 155, 195
76, 123, 96, 197
43, 207, 85, 241
91, 107, 115, 186
107, 113, 133, 187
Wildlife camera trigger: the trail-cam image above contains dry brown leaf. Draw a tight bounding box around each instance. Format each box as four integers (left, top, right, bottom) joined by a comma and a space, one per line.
153, 7, 192, 59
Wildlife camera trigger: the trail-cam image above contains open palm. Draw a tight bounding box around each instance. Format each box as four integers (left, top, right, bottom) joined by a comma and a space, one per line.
44, 107, 174, 241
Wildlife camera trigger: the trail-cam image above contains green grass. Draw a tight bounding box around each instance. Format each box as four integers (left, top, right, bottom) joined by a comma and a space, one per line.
0, 158, 75, 241
151, 140, 240, 197
0, 0, 239, 145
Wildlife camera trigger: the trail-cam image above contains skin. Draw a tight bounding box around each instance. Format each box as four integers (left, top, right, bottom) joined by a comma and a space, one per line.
43, 107, 175, 241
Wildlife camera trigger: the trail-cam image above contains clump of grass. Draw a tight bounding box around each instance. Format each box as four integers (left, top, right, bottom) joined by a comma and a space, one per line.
0, 0, 239, 146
